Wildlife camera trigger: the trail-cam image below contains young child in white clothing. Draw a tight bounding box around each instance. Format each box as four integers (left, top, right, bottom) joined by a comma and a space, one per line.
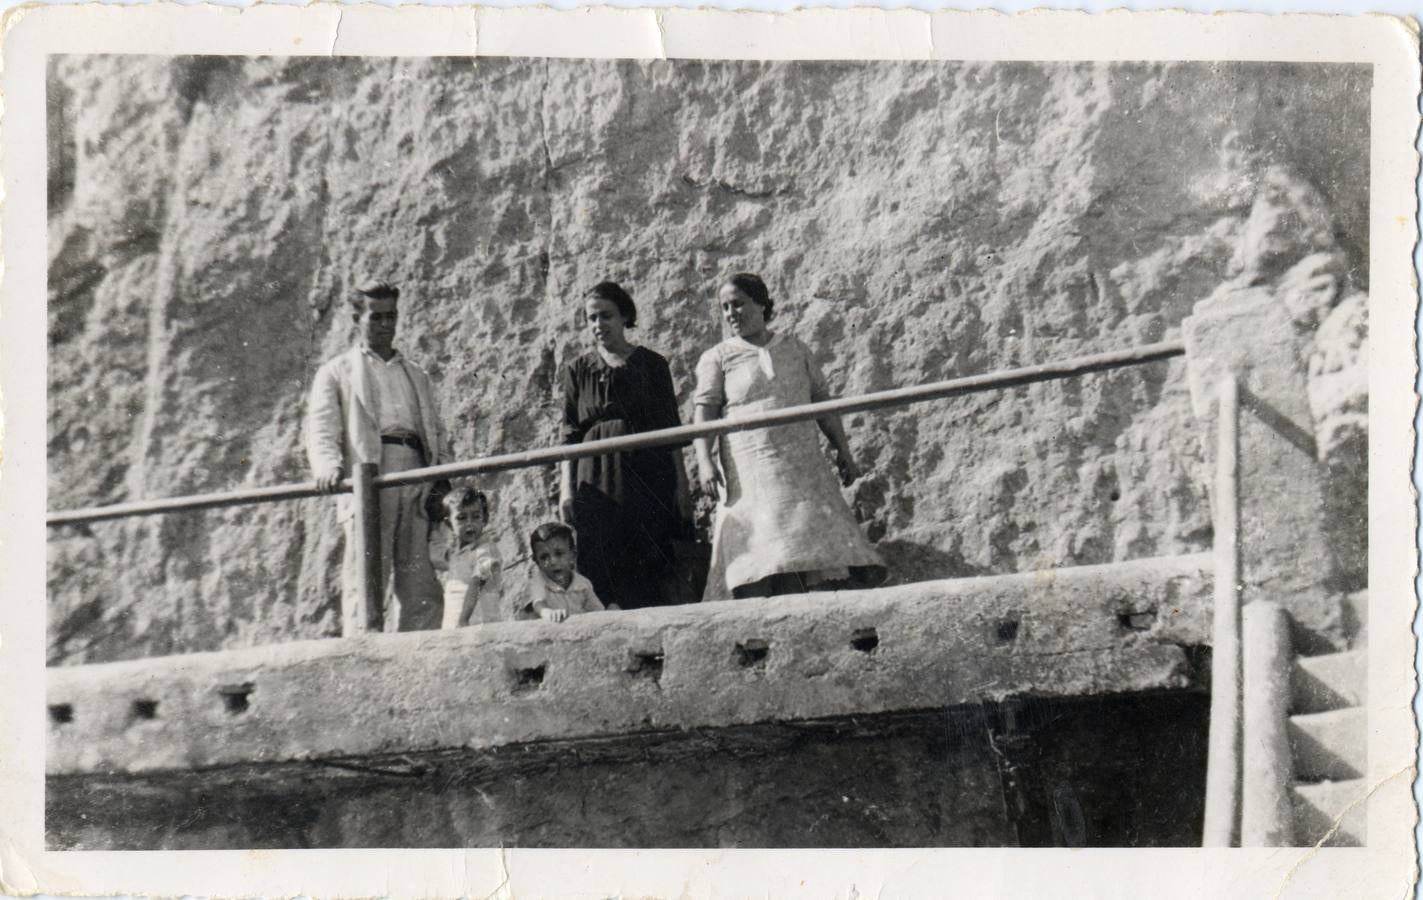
515, 522, 615, 622
429, 485, 502, 628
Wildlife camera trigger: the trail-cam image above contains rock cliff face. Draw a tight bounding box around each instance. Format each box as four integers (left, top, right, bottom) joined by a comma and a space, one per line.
46, 58, 1369, 664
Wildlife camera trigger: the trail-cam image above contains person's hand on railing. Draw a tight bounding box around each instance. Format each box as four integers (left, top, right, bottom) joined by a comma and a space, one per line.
697, 457, 726, 503
315, 467, 344, 494
537, 606, 568, 623
834, 449, 862, 487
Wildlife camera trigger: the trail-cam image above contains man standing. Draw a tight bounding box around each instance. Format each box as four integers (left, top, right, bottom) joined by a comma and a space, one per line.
306, 281, 446, 635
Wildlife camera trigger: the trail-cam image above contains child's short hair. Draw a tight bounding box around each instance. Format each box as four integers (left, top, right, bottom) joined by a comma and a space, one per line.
442, 485, 490, 519
529, 521, 575, 554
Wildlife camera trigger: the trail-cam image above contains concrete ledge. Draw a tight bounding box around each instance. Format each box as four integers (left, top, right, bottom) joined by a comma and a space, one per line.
47, 554, 1212, 776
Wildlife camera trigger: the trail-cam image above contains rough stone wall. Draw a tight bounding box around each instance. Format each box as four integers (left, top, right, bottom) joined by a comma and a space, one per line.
46, 58, 1369, 663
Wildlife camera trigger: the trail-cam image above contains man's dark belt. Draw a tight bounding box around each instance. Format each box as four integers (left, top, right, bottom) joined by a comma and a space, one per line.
381, 433, 426, 456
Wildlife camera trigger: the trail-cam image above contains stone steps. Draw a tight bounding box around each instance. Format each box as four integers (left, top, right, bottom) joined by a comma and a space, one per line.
1284, 599, 1367, 846
1291, 650, 1365, 715
1289, 707, 1366, 781
1292, 779, 1367, 847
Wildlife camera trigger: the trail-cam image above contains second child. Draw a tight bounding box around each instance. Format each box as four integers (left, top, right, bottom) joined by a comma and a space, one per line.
429, 486, 503, 627
516, 522, 613, 622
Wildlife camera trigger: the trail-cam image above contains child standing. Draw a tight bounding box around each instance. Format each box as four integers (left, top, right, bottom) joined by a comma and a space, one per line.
429, 486, 503, 628
516, 522, 613, 622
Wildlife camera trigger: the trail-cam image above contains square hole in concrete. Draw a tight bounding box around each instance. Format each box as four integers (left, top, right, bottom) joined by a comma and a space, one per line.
131, 699, 159, 720
48, 704, 73, 725
850, 627, 880, 653
627, 650, 664, 682
734, 639, 770, 668
218, 683, 254, 715
995, 619, 1020, 643
1117, 610, 1156, 631
512, 664, 547, 694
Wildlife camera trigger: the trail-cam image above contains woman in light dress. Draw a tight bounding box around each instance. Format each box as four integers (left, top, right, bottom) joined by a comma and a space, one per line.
693, 273, 885, 600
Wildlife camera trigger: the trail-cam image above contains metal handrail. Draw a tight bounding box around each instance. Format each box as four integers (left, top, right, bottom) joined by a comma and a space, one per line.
47, 340, 1185, 527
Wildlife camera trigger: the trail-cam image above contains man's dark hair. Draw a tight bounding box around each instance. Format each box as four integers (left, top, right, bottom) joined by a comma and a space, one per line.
348, 281, 400, 314
529, 521, 576, 553
586, 281, 638, 328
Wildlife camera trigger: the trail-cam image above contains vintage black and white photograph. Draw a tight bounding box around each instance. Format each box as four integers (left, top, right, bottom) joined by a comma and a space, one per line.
5, 6, 1417, 895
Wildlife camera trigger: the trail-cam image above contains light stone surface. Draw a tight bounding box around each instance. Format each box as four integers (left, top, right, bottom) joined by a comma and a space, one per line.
45, 58, 1368, 663
1184, 293, 1344, 649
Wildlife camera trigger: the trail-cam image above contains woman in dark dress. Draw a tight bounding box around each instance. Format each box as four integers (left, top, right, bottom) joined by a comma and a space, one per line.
558, 282, 691, 609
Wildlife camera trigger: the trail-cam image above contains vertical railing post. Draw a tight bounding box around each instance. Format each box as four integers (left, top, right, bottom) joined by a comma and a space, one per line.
1203, 374, 1242, 847
351, 462, 383, 633
1240, 600, 1296, 846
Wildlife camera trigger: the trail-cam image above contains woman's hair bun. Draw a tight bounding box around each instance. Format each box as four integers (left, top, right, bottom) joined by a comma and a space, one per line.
726, 272, 774, 322
586, 281, 638, 328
